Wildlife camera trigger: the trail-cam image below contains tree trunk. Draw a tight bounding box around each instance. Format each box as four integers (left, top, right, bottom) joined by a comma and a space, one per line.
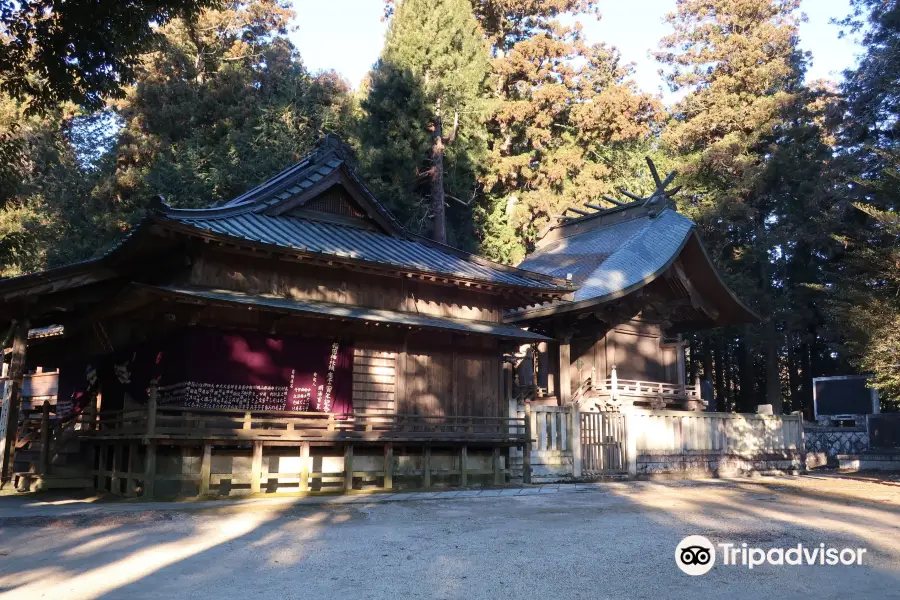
702, 337, 714, 384
724, 336, 734, 412
737, 326, 755, 413
430, 100, 447, 245
713, 336, 726, 413
787, 335, 800, 414
688, 335, 698, 383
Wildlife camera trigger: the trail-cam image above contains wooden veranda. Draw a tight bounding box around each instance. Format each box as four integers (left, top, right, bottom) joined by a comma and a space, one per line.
62, 384, 535, 498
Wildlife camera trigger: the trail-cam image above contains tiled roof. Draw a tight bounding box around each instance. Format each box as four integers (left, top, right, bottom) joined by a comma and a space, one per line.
169, 212, 563, 290
150, 285, 552, 342
161, 136, 567, 292
516, 208, 694, 305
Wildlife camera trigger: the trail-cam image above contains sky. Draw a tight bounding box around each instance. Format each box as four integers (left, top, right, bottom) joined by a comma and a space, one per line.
289, 0, 863, 101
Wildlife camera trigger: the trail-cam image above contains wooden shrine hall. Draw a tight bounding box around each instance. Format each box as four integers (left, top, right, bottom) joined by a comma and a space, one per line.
0, 139, 757, 497
510, 159, 759, 411
0, 136, 571, 496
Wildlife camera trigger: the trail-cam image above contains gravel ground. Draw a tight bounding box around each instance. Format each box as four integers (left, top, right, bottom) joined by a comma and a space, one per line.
0, 474, 898, 600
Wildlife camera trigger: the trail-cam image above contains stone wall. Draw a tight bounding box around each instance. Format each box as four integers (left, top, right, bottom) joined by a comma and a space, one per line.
637, 450, 803, 477
837, 452, 900, 471
804, 425, 868, 469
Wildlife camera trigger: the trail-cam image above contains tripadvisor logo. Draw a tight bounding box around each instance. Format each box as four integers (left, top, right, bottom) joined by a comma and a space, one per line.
676, 535, 716, 575
675, 536, 868, 575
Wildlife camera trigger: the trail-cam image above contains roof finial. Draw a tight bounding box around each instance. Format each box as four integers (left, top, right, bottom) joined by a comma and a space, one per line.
555, 157, 681, 223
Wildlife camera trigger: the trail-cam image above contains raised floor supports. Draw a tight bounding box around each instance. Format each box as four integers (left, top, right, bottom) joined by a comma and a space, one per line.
251, 441, 263, 494
143, 441, 157, 499
344, 444, 354, 492
199, 442, 212, 496
383, 443, 393, 490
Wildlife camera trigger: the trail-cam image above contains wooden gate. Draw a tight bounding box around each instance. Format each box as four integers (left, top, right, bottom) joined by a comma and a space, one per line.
580, 412, 627, 474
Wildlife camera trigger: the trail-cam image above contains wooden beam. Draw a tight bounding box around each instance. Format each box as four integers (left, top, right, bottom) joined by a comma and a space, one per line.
566, 207, 591, 216
672, 261, 720, 321
0, 318, 28, 486
492, 447, 503, 486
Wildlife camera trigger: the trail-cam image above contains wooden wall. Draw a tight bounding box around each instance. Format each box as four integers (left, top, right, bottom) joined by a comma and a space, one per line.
399, 348, 503, 418
566, 318, 683, 386
188, 250, 505, 322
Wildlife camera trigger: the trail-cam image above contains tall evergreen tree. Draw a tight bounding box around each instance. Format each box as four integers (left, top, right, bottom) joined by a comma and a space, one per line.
656, 0, 822, 413
359, 0, 490, 246
473, 0, 661, 263
89, 0, 352, 252
828, 0, 900, 406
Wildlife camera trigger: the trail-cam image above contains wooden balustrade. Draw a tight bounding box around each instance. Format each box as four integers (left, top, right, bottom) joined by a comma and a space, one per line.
79, 405, 528, 445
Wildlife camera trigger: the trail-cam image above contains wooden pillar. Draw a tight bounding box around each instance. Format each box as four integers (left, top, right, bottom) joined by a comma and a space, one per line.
624, 408, 637, 479
126, 441, 139, 497
523, 404, 532, 484
559, 336, 572, 405
492, 447, 503, 486
0, 319, 28, 486
39, 400, 50, 475
343, 444, 354, 492
300, 442, 310, 492
146, 382, 157, 436
143, 441, 157, 499
422, 446, 432, 488
199, 442, 212, 497
111, 443, 123, 495
97, 444, 108, 492
459, 446, 468, 487
397, 334, 408, 412
572, 407, 583, 478
251, 441, 263, 494
383, 443, 393, 490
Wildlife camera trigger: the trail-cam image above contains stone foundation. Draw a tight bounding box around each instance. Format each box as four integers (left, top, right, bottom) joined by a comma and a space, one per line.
837, 452, 900, 472
804, 425, 868, 469
637, 450, 803, 478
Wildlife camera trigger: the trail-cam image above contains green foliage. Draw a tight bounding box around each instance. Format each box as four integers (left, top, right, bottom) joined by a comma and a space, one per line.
357, 0, 490, 247
0, 0, 215, 113
87, 0, 353, 252
473, 0, 661, 259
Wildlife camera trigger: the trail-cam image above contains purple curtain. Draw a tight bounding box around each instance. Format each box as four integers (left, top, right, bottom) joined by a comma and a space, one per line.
59, 329, 354, 413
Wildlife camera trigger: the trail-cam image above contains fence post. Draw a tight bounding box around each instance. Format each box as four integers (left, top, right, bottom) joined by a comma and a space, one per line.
572, 407, 583, 478
523, 404, 532, 484
610, 365, 618, 402
39, 400, 50, 475
624, 408, 637, 479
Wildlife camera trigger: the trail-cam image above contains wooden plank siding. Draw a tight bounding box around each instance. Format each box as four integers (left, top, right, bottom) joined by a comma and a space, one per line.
188, 250, 506, 322
353, 348, 396, 415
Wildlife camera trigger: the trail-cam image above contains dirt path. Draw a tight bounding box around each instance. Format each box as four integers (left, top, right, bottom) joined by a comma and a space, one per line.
0, 474, 898, 600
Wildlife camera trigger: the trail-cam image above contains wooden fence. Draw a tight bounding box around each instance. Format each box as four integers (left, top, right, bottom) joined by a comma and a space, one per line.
510, 404, 574, 481
629, 409, 804, 455
580, 411, 626, 474
513, 404, 805, 480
